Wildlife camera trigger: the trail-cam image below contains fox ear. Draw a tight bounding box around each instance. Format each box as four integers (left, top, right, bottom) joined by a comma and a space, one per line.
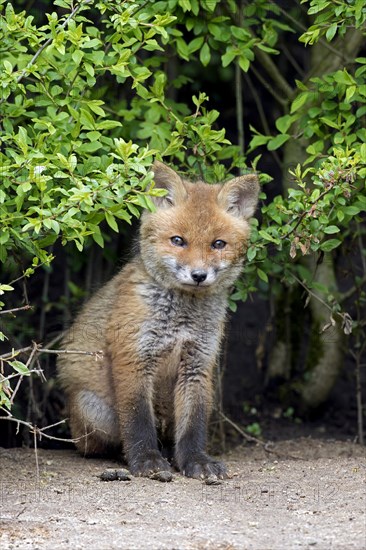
218, 174, 260, 219
151, 161, 187, 207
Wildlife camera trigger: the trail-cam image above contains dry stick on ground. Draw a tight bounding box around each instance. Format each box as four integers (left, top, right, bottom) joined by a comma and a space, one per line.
219, 412, 303, 461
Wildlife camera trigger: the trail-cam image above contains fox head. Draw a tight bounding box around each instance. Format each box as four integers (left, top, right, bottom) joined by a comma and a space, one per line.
140, 161, 259, 293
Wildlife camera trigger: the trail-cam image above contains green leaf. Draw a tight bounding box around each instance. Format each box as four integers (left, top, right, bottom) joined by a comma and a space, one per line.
325, 23, 337, 42
360, 143, 366, 162
176, 38, 190, 61
249, 134, 271, 149
178, 0, 191, 12
238, 55, 250, 72
221, 49, 236, 67
3, 59, 12, 73
275, 115, 294, 134
88, 102, 105, 116
96, 120, 122, 130
320, 117, 339, 130
0, 284, 14, 293
105, 212, 119, 233
151, 73, 166, 98
247, 246, 256, 261
80, 109, 95, 130
92, 232, 104, 248
8, 360, 31, 376
188, 36, 204, 54
345, 86, 356, 103
333, 70, 355, 86
259, 230, 280, 244
267, 134, 290, 151
290, 92, 309, 114
0, 230, 9, 245
257, 268, 268, 283
72, 50, 84, 65
320, 239, 341, 252
344, 206, 361, 216
323, 226, 340, 234
200, 43, 211, 66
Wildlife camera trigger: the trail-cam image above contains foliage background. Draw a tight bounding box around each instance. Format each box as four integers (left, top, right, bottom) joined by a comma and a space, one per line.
1, 0, 365, 446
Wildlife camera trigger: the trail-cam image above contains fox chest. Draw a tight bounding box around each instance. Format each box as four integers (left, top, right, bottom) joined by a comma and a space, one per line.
136, 286, 227, 369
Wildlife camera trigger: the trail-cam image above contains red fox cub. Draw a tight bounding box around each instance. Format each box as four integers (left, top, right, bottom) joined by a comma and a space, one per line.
58, 161, 259, 479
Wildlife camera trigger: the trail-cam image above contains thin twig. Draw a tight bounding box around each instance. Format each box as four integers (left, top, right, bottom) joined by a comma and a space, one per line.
235, 0, 245, 164
33, 427, 39, 484
3, 369, 43, 382
289, 272, 335, 316
39, 348, 104, 357
10, 342, 39, 405
0, 345, 104, 360
0, 305, 33, 315
253, 48, 294, 100
0, 346, 33, 359
235, 60, 245, 161
250, 65, 289, 106
9, 260, 49, 286
219, 411, 265, 445
0, 414, 96, 444
219, 411, 302, 460
340, 274, 366, 304
244, 72, 282, 169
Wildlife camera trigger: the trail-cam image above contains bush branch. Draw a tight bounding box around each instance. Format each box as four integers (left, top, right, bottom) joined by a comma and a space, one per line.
0, 305, 33, 315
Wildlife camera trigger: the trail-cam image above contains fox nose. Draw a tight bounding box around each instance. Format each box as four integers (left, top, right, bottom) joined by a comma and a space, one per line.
191, 270, 207, 284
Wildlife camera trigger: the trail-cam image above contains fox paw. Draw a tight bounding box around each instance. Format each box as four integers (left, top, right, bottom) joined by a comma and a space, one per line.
180, 454, 227, 479
128, 450, 172, 477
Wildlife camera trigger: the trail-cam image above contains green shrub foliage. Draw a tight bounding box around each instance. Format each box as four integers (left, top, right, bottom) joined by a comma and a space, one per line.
1, 0, 366, 414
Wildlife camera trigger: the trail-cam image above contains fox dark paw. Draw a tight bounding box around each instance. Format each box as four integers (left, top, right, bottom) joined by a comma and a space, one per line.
128, 450, 172, 477
180, 454, 227, 479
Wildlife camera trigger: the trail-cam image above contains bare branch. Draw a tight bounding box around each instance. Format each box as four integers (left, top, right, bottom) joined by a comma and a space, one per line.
0, 414, 96, 444
253, 48, 294, 100
0, 345, 104, 361
219, 412, 302, 460
249, 65, 289, 107
10, 341, 39, 405
39, 348, 104, 357
0, 305, 33, 315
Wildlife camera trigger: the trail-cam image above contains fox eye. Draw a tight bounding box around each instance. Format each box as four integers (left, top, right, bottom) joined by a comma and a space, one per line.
171, 236, 186, 247
212, 239, 227, 250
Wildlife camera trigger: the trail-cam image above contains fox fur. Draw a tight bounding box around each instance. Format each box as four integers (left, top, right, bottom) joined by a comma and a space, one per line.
58, 161, 259, 479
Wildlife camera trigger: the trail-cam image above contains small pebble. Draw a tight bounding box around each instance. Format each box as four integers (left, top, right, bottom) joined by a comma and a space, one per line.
115, 468, 132, 481
99, 468, 131, 481
149, 470, 173, 482
205, 475, 222, 485
100, 469, 117, 481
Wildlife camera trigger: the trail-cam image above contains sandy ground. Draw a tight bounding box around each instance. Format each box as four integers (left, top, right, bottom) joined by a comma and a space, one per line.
0, 439, 365, 550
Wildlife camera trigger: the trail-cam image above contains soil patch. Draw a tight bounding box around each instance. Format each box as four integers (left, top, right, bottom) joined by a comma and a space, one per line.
1, 439, 365, 549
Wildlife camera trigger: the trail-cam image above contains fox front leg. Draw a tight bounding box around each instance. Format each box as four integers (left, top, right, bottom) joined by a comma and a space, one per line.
174, 354, 227, 479
116, 376, 171, 477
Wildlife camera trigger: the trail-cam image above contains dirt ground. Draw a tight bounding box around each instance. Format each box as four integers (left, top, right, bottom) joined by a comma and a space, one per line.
0, 439, 365, 550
